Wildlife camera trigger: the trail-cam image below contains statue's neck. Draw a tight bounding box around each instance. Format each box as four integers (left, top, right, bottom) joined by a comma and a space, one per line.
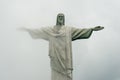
54, 25, 64, 32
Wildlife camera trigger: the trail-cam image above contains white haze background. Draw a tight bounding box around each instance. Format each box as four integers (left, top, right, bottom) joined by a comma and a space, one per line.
0, 0, 120, 80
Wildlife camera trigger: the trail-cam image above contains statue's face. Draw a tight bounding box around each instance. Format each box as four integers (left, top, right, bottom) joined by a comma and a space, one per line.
56, 13, 65, 26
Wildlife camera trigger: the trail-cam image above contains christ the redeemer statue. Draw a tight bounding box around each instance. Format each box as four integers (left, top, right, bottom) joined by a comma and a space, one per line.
20, 13, 104, 80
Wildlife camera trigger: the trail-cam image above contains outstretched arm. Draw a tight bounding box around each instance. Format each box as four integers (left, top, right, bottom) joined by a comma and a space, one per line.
19, 27, 42, 39
71, 26, 104, 41
18, 27, 49, 40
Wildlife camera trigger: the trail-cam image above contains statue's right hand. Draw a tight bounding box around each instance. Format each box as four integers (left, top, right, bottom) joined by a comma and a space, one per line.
18, 27, 28, 31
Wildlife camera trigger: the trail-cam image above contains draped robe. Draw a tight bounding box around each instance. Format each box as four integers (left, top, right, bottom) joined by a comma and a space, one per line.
25, 26, 93, 80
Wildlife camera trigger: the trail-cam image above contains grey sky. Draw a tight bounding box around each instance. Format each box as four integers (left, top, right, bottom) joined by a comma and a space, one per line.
0, 0, 120, 80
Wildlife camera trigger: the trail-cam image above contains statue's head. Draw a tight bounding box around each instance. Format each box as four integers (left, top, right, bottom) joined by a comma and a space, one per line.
56, 13, 65, 26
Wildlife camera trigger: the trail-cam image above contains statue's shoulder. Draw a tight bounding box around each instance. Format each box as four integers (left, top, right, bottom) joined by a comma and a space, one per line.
65, 25, 74, 28
43, 26, 54, 32
40, 26, 52, 29
64, 25, 75, 30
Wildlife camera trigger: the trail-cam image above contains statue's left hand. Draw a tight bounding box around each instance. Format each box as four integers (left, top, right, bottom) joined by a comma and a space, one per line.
92, 26, 104, 31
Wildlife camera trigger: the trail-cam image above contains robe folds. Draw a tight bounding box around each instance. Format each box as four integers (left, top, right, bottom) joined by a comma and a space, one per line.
26, 26, 93, 80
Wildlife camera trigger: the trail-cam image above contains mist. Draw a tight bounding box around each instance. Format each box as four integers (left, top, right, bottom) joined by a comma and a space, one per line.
0, 0, 120, 80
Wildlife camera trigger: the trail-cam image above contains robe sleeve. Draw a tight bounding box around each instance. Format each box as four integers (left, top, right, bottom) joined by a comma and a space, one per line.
25, 27, 49, 41
71, 27, 93, 41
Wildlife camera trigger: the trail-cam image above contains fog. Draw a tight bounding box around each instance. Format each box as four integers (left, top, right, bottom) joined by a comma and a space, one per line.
0, 0, 120, 80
